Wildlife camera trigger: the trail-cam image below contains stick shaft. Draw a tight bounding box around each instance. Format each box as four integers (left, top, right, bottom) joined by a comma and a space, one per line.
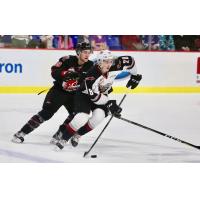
83, 94, 127, 157
117, 116, 200, 150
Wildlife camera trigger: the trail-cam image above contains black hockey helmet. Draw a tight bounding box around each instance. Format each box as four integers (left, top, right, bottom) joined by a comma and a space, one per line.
76, 42, 92, 55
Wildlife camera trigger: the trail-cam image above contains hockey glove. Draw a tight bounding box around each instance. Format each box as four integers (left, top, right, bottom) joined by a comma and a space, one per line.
106, 100, 122, 117
63, 71, 80, 81
62, 71, 80, 91
126, 74, 142, 89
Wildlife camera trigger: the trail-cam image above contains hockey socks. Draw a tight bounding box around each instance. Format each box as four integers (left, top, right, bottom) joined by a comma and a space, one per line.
78, 122, 93, 136
20, 114, 44, 134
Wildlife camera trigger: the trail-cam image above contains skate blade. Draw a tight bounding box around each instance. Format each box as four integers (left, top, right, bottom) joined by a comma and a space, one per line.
53, 145, 64, 151
50, 139, 58, 145
11, 138, 23, 144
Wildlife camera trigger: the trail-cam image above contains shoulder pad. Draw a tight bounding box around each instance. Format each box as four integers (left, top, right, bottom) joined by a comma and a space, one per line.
59, 55, 70, 62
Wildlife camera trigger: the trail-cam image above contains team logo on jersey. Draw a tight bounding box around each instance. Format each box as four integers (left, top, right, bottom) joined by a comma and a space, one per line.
62, 79, 79, 91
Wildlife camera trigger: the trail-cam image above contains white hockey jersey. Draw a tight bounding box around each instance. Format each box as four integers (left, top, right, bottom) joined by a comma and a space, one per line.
83, 56, 137, 105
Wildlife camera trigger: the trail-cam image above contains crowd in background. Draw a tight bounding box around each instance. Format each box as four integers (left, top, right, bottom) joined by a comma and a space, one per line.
1, 35, 200, 51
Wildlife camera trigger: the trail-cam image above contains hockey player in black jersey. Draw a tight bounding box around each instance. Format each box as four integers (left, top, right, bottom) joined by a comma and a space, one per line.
54, 50, 142, 150
12, 42, 93, 143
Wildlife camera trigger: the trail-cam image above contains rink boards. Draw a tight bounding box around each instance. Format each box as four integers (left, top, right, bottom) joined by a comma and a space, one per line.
0, 49, 200, 93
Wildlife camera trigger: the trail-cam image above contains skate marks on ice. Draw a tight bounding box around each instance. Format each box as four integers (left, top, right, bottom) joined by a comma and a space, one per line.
1, 94, 200, 162
0, 132, 200, 163
86, 136, 200, 163
0, 147, 63, 163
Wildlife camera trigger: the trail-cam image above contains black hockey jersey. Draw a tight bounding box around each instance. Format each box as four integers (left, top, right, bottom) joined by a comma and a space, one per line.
51, 55, 94, 91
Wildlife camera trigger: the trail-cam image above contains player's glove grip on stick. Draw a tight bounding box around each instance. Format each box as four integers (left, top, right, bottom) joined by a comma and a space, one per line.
126, 74, 142, 89
106, 100, 122, 117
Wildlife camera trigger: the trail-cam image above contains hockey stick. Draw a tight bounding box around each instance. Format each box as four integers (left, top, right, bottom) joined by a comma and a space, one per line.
37, 89, 49, 95
115, 116, 200, 150
83, 94, 127, 157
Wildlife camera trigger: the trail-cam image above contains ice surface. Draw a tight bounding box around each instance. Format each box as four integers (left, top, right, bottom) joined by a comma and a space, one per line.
1, 93, 200, 163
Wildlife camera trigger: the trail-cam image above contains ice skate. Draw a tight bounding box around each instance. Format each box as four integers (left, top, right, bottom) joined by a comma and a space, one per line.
70, 133, 81, 147
11, 131, 26, 143
50, 130, 62, 145
55, 139, 67, 150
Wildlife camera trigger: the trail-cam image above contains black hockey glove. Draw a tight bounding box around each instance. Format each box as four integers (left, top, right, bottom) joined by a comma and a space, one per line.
126, 74, 142, 89
63, 71, 80, 81
106, 100, 122, 117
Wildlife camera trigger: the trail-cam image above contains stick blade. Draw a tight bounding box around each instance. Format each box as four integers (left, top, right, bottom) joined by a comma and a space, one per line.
83, 151, 89, 157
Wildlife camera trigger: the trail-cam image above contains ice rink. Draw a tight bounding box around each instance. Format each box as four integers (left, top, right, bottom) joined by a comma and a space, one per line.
1, 93, 200, 163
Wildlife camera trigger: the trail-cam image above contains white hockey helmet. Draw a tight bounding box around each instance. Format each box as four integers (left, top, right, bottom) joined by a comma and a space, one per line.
96, 50, 113, 65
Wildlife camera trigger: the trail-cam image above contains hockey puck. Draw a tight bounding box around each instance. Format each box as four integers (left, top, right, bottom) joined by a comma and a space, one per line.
91, 155, 97, 158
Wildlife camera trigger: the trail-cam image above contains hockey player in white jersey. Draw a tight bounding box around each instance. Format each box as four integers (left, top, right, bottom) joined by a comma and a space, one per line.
54, 50, 142, 150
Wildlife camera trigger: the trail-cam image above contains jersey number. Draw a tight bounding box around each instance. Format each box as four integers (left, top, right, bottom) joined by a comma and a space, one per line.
122, 57, 130, 64
88, 88, 94, 96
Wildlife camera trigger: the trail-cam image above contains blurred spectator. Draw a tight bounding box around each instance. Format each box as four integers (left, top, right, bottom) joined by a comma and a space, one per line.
68, 35, 79, 49
2, 35, 200, 52
105, 35, 122, 50
77, 35, 90, 43
159, 35, 175, 51
60, 35, 68, 49
64, 36, 73, 49
141, 35, 160, 50
89, 35, 108, 50
173, 35, 196, 51
11, 35, 30, 48
52, 35, 60, 48
27, 35, 42, 48
40, 35, 54, 49
121, 35, 144, 50
0, 36, 3, 47
28, 35, 55, 49
0, 35, 12, 47
194, 36, 200, 51
66, 35, 91, 49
